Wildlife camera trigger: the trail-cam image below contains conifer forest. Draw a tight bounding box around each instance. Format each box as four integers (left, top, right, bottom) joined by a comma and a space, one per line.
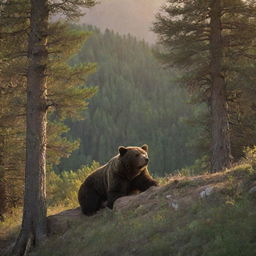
1, 1, 256, 256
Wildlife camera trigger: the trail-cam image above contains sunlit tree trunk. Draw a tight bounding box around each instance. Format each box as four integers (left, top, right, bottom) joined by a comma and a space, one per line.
12, 0, 49, 255
0, 135, 6, 221
209, 0, 232, 173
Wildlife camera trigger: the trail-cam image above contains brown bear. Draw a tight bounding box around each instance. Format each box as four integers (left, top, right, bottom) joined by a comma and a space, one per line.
78, 144, 158, 215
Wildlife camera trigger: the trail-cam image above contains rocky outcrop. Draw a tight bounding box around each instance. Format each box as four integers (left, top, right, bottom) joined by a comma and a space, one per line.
47, 207, 84, 235
113, 186, 160, 211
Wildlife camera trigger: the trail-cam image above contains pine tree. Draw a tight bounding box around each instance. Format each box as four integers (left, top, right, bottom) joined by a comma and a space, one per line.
0, 0, 97, 254
0, 2, 97, 216
209, 0, 232, 172
12, 0, 49, 253
153, 0, 256, 172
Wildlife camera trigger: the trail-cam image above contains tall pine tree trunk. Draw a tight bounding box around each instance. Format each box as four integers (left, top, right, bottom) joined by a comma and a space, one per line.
209, 0, 232, 173
13, 0, 49, 255
0, 135, 6, 221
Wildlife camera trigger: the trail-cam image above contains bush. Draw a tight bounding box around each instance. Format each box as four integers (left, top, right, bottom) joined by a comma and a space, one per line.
175, 155, 209, 176
244, 146, 256, 168
47, 161, 100, 207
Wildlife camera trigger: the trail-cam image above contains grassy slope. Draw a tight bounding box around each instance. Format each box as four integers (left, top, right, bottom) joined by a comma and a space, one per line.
32, 163, 256, 256
0, 206, 70, 255
2, 163, 256, 256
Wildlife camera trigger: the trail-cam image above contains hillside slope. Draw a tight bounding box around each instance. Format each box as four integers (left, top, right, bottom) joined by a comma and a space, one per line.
29, 163, 256, 256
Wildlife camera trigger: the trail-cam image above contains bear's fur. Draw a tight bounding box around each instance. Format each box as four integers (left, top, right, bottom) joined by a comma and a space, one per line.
78, 144, 158, 215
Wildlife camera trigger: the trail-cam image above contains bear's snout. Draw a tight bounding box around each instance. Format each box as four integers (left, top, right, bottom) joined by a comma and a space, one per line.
145, 157, 149, 164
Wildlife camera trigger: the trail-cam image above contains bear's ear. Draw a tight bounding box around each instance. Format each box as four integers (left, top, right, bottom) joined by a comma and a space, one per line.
141, 144, 148, 152
119, 146, 128, 156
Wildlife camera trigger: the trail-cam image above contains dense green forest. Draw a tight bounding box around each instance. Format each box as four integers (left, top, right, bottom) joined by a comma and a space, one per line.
1, 1, 256, 255
57, 26, 202, 175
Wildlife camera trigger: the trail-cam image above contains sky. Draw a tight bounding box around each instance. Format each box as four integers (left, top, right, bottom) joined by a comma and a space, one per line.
81, 0, 165, 43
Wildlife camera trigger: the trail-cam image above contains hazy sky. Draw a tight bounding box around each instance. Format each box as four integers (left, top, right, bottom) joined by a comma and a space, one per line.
81, 0, 165, 43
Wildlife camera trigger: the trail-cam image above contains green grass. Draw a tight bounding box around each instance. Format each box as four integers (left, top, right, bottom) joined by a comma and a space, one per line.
0, 205, 72, 255
32, 182, 256, 256
2, 163, 256, 256
31, 198, 256, 256
0, 208, 22, 252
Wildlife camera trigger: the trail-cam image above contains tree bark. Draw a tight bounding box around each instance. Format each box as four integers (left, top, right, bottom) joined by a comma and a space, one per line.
209, 0, 232, 173
12, 0, 49, 255
0, 135, 6, 221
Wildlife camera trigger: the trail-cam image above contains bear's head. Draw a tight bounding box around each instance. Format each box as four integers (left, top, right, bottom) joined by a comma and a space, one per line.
118, 144, 149, 180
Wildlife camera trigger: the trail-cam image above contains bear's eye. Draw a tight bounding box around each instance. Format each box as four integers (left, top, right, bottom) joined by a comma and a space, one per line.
136, 153, 140, 157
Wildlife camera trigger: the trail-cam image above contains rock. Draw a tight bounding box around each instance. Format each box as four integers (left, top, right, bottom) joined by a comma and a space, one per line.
205, 186, 214, 196
170, 201, 179, 210
200, 190, 206, 198
249, 186, 256, 194
165, 194, 179, 210
47, 207, 84, 235
113, 194, 139, 210
165, 194, 172, 199
114, 186, 160, 211
200, 186, 214, 198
